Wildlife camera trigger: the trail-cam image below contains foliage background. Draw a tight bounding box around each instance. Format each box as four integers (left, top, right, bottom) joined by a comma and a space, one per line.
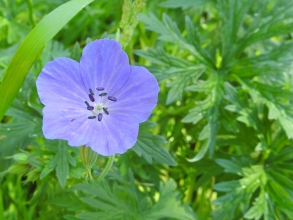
1, 0, 293, 219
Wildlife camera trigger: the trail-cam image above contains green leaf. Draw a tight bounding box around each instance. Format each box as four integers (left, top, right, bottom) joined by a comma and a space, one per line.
234, 1, 293, 57
0, 44, 19, 80
139, 13, 213, 67
181, 106, 205, 124
244, 188, 269, 220
0, 118, 38, 174
224, 82, 261, 130
70, 41, 81, 61
269, 170, 293, 192
48, 141, 75, 187
185, 16, 214, 66
41, 40, 70, 66
0, 188, 4, 220
0, 0, 94, 120
183, 77, 220, 125
136, 47, 204, 104
216, 0, 251, 64
187, 112, 218, 162
165, 74, 194, 105
182, 96, 213, 124
230, 43, 293, 78
135, 47, 194, 72
132, 121, 177, 166
213, 180, 240, 192
39, 164, 54, 180
160, 0, 210, 9
187, 141, 209, 163
212, 165, 267, 219
145, 179, 197, 220
73, 178, 196, 220
0, 120, 36, 150
72, 181, 136, 220
237, 77, 293, 139
266, 180, 293, 216
76, 212, 107, 220
215, 158, 242, 175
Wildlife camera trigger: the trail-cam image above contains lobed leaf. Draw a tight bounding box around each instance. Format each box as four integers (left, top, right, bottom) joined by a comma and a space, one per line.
139, 13, 213, 67
244, 189, 269, 220
143, 179, 197, 220
215, 158, 243, 175
132, 121, 176, 166
48, 141, 76, 187
159, 0, 210, 9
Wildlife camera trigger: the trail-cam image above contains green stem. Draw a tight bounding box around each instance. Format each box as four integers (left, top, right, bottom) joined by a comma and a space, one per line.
96, 155, 115, 182
25, 0, 36, 28
185, 177, 196, 203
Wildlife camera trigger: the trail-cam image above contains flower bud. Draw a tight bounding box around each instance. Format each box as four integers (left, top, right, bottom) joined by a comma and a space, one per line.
80, 145, 98, 180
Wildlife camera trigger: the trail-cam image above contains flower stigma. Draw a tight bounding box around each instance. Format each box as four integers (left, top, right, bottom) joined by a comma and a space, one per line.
84, 87, 117, 122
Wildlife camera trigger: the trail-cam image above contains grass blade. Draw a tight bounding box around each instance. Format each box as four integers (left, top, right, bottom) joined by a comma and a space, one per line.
0, 0, 94, 120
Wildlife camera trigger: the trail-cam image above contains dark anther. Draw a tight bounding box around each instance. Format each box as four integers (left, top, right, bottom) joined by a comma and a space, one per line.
99, 93, 107, 96
89, 89, 94, 95
89, 94, 95, 102
103, 107, 109, 115
108, 96, 117, 102
87, 106, 94, 111
88, 116, 96, 119
98, 113, 103, 121
85, 101, 90, 107
96, 87, 104, 91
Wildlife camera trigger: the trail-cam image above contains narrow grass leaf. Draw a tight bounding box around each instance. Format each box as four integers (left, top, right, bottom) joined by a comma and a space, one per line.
0, 0, 94, 120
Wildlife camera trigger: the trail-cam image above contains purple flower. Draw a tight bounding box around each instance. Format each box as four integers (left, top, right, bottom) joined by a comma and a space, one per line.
36, 39, 159, 156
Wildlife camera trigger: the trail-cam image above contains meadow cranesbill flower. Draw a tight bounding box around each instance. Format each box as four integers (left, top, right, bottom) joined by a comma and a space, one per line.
36, 39, 159, 156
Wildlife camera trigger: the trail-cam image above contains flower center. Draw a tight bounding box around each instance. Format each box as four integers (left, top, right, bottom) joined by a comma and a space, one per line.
85, 87, 117, 121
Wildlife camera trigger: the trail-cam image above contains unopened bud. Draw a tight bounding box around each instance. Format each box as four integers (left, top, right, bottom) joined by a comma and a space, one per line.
80, 146, 98, 181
